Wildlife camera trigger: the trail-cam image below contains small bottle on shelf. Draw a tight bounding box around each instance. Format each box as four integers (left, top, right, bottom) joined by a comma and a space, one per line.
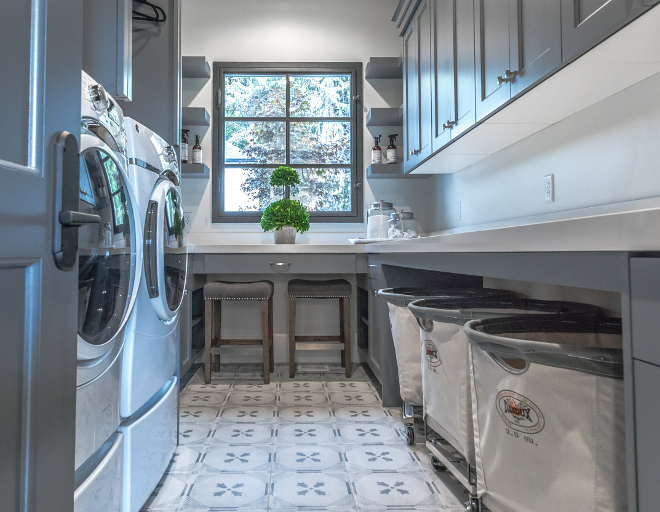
192, 135, 202, 164
387, 134, 398, 164
181, 129, 189, 163
371, 135, 382, 164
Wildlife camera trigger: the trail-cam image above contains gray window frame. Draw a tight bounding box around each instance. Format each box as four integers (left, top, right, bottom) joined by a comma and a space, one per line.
212, 62, 363, 223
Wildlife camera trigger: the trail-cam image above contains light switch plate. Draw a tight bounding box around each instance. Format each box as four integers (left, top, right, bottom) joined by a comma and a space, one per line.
544, 174, 554, 203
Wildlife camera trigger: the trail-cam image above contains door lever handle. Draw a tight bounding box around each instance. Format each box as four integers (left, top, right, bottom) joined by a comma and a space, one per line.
59, 211, 101, 226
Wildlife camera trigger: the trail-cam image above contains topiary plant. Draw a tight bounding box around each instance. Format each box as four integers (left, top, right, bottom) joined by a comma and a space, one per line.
270, 166, 300, 188
260, 198, 310, 233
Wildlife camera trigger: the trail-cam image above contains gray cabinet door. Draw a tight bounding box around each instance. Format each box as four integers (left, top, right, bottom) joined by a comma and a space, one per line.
82, 0, 132, 99
417, 0, 434, 163
630, 257, 660, 366
475, 0, 512, 120
431, 0, 453, 151
560, 0, 637, 63
0, 0, 82, 510
403, 21, 420, 172
509, 0, 562, 96
367, 278, 384, 381
451, 0, 476, 139
633, 359, 660, 511
121, 0, 181, 146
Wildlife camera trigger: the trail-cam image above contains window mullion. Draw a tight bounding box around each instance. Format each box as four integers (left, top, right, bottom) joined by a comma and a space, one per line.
285, 74, 290, 167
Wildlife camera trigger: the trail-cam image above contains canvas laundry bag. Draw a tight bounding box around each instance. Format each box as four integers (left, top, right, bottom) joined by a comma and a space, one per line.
378, 288, 514, 406
408, 298, 600, 467
465, 315, 626, 512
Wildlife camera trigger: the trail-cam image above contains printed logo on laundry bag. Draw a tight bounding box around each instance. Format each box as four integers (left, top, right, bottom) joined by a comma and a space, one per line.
496, 390, 545, 434
424, 340, 442, 367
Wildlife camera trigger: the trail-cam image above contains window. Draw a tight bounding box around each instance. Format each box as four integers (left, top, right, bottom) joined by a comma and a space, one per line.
212, 62, 363, 223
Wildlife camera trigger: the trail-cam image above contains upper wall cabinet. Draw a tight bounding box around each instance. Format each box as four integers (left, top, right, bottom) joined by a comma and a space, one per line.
561, 0, 650, 63
121, 0, 182, 147
82, 0, 132, 99
475, 0, 561, 121
432, 0, 475, 151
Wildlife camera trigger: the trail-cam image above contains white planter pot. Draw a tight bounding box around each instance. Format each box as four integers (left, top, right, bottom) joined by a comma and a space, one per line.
274, 226, 297, 244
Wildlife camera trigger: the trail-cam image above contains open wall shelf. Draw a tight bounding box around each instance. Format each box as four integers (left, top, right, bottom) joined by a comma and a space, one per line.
365, 57, 403, 80
182, 107, 210, 127
366, 108, 403, 127
181, 163, 209, 178
367, 163, 429, 179
182, 56, 211, 79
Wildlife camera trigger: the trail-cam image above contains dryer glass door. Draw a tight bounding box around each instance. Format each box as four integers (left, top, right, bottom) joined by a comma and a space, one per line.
78, 146, 137, 349
144, 180, 187, 321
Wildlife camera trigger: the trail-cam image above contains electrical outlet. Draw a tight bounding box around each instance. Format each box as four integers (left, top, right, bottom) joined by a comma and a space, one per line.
455, 202, 461, 220
184, 212, 192, 230
544, 174, 554, 203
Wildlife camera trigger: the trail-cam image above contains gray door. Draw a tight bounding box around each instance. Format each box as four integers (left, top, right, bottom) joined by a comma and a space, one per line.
475, 0, 512, 121
416, 0, 434, 163
0, 1, 83, 512
560, 0, 636, 62
451, 0, 476, 139
432, 0, 454, 151
509, 0, 562, 96
403, 21, 420, 172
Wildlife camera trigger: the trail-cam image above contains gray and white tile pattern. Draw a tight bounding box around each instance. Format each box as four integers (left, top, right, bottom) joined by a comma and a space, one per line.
141, 364, 468, 511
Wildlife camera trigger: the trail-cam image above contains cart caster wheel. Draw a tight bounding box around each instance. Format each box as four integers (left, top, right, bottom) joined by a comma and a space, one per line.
405, 425, 415, 445
466, 496, 480, 512
431, 456, 446, 472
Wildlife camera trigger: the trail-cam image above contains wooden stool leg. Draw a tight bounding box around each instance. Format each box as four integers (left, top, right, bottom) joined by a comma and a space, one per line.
214, 300, 222, 372
289, 296, 297, 378
268, 297, 274, 373
339, 298, 346, 368
204, 299, 213, 384
342, 297, 352, 378
261, 299, 270, 384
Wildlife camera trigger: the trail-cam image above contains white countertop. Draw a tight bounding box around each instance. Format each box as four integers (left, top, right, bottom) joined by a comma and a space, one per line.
367, 197, 660, 254
192, 243, 367, 254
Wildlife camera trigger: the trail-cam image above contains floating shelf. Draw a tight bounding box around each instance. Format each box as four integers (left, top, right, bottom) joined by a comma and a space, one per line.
182, 107, 210, 127
365, 57, 403, 80
182, 56, 211, 79
367, 108, 403, 127
367, 163, 429, 179
181, 163, 209, 179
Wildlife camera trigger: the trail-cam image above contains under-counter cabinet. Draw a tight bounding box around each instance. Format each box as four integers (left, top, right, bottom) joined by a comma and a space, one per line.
475, 0, 561, 120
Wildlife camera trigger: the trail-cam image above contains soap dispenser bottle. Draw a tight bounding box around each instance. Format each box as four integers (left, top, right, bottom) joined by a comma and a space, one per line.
192, 135, 202, 164
181, 129, 190, 163
387, 134, 398, 164
371, 135, 382, 164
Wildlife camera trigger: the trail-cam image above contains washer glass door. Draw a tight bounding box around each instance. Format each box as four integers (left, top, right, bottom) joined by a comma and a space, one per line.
144, 180, 187, 321
78, 143, 137, 365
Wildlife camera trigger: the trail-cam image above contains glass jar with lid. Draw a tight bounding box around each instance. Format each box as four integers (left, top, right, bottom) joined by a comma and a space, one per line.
399, 211, 419, 238
388, 212, 403, 238
367, 200, 395, 239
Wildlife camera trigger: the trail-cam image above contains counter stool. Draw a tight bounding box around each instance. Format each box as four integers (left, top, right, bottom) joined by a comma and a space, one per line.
204, 280, 274, 384
288, 279, 352, 378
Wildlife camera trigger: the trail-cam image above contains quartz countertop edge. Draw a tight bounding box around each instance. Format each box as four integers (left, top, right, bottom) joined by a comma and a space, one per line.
367, 199, 660, 254
192, 243, 368, 254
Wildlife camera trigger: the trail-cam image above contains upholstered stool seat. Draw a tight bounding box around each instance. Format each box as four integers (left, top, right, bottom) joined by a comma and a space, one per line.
203, 280, 274, 384
288, 279, 352, 378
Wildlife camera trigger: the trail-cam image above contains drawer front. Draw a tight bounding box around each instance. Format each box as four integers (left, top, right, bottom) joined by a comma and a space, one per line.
203, 254, 356, 274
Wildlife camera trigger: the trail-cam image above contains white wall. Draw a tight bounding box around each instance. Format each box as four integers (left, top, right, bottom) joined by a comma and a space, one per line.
181, 0, 436, 245
428, 72, 660, 232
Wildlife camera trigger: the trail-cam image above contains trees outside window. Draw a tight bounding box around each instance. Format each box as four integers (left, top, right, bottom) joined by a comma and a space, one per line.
212, 63, 363, 223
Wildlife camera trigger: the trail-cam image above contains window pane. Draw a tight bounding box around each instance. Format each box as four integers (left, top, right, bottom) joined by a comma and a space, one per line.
224, 75, 286, 117
225, 121, 286, 164
292, 168, 352, 212
223, 168, 282, 212
290, 121, 351, 164
290, 75, 351, 117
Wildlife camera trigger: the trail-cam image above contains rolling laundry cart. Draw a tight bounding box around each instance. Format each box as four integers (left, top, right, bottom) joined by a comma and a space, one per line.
408, 298, 600, 512
377, 287, 516, 445
465, 315, 625, 512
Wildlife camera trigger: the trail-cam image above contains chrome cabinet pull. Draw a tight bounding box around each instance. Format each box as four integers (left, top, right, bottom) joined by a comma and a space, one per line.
442, 120, 456, 130
270, 262, 291, 267
497, 69, 517, 85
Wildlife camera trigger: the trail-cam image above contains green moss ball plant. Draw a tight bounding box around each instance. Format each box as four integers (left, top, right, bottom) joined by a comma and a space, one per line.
260, 167, 310, 235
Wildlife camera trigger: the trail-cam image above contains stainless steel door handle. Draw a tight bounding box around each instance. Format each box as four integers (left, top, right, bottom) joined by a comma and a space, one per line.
270, 262, 291, 266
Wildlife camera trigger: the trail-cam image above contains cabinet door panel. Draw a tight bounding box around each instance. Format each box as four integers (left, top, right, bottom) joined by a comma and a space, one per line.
509, 0, 561, 96
432, 0, 454, 151
634, 359, 660, 511
452, 0, 476, 138
560, 0, 626, 62
475, 0, 511, 120
417, 0, 434, 161
367, 278, 383, 381
403, 22, 419, 172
